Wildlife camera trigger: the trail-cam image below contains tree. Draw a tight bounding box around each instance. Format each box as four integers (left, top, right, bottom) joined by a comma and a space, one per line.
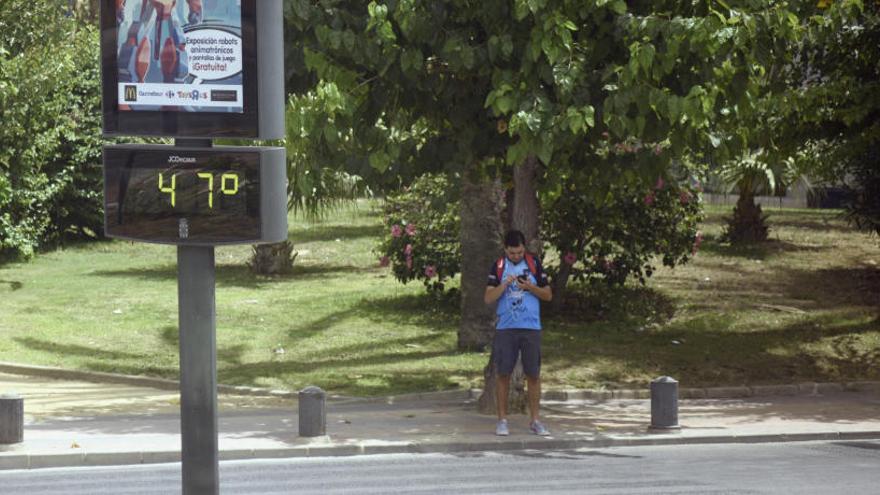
283, 1, 805, 417
736, 1, 879, 241
0, 2, 103, 260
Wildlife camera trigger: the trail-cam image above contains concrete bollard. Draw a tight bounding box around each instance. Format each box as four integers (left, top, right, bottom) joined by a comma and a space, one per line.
650, 376, 680, 430
298, 386, 326, 437
0, 393, 24, 444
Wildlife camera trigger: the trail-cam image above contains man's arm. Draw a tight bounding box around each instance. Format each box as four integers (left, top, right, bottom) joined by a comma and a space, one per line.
519, 279, 552, 301
485, 276, 514, 304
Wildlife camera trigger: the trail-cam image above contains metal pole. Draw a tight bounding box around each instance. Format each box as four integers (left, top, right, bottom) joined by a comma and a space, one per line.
178, 245, 218, 494
176, 137, 218, 495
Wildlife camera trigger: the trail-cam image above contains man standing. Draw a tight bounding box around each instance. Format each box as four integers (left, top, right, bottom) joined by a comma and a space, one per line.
484, 230, 552, 436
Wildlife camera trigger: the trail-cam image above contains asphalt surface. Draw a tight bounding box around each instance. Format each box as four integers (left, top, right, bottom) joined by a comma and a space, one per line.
1, 440, 879, 494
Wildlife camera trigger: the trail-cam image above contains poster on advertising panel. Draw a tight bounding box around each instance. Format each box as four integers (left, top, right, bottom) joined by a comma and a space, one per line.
116, 0, 243, 113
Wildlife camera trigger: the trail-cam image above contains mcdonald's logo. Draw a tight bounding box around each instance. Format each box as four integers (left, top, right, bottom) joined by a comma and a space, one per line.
123, 85, 138, 102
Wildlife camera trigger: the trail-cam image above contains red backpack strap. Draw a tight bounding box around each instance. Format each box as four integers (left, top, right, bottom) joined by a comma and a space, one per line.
495, 257, 505, 281
524, 253, 538, 277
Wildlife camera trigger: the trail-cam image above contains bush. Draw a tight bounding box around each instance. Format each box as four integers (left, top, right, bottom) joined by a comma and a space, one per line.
0, 8, 103, 261
543, 177, 704, 287
376, 174, 460, 293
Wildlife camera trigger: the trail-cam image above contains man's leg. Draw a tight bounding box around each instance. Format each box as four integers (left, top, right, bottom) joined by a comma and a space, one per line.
526, 375, 540, 422
520, 331, 545, 425
496, 373, 511, 420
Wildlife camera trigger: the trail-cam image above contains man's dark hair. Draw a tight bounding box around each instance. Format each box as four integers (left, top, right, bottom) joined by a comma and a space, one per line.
504, 230, 527, 248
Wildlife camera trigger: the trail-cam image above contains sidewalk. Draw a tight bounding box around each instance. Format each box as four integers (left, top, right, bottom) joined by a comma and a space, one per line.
1, 371, 879, 470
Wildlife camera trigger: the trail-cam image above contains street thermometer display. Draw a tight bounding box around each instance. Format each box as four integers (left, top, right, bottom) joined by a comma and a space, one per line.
104, 144, 287, 245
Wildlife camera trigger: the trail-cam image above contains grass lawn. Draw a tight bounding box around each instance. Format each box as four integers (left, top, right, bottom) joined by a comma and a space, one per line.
0, 201, 878, 396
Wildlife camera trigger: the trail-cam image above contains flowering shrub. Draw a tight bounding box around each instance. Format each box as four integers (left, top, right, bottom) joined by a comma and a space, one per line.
376, 174, 461, 293
543, 177, 703, 287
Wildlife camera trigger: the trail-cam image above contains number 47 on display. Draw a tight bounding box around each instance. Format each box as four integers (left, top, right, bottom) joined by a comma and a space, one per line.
158, 172, 240, 208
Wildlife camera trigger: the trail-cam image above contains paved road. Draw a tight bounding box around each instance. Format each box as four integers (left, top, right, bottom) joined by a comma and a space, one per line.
1, 440, 878, 494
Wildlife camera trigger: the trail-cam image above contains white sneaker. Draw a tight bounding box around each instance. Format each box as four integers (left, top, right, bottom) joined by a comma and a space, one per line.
495, 419, 509, 436
530, 420, 550, 436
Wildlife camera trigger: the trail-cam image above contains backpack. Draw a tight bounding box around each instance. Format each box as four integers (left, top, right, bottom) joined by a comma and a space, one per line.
495, 253, 540, 282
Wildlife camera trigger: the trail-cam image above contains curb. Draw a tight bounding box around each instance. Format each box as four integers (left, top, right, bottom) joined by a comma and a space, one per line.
2, 430, 880, 470
2, 361, 878, 403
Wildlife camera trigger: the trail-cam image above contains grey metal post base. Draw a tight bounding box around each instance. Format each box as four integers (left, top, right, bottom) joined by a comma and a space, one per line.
650, 376, 681, 430
178, 246, 218, 494
0, 393, 23, 444
299, 386, 326, 437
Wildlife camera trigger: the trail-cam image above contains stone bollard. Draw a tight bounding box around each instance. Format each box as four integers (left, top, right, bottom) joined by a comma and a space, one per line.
298, 386, 326, 437
0, 393, 24, 444
650, 376, 680, 430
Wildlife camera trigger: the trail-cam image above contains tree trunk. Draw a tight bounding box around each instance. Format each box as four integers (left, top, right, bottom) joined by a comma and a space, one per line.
724, 191, 769, 243
511, 154, 542, 256
458, 172, 503, 351
477, 348, 527, 415
550, 260, 572, 313
248, 241, 297, 275
474, 157, 541, 416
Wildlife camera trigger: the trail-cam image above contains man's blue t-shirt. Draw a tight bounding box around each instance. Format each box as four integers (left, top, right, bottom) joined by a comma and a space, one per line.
487, 256, 548, 331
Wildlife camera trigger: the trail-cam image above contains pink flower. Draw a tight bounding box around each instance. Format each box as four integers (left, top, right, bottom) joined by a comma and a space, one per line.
644, 192, 655, 206
655, 176, 665, 190
424, 265, 437, 278
653, 144, 662, 156
405, 223, 416, 236
404, 243, 413, 256
601, 131, 610, 139
406, 256, 413, 269
379, 256, 390, 267
679, 190, 690, 205
692, 231, 703, 255
391, 224, 402, 238
563, 252, 577, 265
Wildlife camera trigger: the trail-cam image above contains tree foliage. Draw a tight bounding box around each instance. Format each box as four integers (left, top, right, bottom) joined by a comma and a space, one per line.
284, 0, 808, 310
285, 0, 802, 186
0, 3, 103, 260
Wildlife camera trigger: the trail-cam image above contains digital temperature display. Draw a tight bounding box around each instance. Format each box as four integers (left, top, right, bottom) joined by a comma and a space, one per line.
104, 145, 287, 245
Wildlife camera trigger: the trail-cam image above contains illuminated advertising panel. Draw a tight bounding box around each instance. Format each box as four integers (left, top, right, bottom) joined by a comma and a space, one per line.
100, 0, 284, 139
115, 0, 244, 113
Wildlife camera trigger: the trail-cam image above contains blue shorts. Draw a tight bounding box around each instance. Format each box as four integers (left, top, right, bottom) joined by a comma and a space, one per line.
494, 329, 541, 378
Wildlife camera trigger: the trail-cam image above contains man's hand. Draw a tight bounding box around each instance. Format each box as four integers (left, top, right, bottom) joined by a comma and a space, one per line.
517, 278, 553, 302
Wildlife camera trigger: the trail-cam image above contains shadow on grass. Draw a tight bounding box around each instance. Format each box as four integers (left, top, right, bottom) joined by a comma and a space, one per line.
14, 337, 148, 361
89, 262, 375, 287
698, 238, 829, 260
780, 265, 880, 309
0, 279, 23, 291
550, 285, 676, 325
291, 224, 383, 244
547, 312, 880, 389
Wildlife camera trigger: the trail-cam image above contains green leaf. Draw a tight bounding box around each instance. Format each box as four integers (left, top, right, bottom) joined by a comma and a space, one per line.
496, 95, 515, 114
537, 139, 553, 165
638, 44, 655, 75
369, 150, 392, 172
